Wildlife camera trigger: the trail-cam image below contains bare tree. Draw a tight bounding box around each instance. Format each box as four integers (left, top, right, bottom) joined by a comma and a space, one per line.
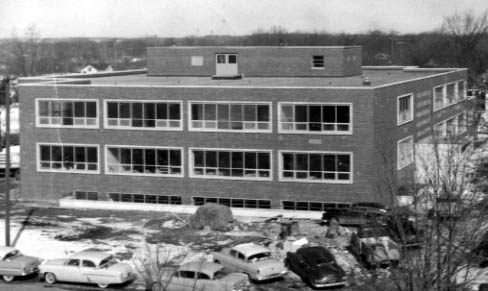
8, 24, 41, 76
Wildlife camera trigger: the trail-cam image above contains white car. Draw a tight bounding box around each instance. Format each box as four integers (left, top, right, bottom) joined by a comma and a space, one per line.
39, 251, 135, 288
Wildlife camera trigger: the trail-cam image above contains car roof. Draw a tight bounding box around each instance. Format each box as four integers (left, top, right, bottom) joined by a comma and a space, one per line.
180, 261, 223, 276
232, 243, 270, 257
0, 246, 17, 259
298, 246, 333, 260
70, 251, 112, 265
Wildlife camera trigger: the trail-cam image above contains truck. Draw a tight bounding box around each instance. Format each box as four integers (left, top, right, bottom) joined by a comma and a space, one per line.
0, 145, 20, 179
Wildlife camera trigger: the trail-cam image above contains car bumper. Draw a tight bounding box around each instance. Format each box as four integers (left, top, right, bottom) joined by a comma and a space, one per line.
312, 280, 348, 288
255, 270, 288, 281
21, 267, 39, 276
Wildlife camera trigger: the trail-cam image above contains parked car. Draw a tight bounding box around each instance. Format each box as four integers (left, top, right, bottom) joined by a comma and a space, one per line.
0, 246, 41, 282
285, 246, 347, 288
161, 261, 250, 291
385, 215, 424, 248
322, 203, 387, 227
212, 243, 287, 281
427, 196, 464, 220
39, 251, 135, 288
350, 224, 400, 268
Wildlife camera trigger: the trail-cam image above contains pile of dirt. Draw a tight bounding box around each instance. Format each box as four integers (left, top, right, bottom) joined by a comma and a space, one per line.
190, 203, 233, 231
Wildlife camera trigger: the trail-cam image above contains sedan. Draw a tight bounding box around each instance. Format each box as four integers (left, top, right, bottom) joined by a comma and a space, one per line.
0, 246, 41, 282
285, 246, 347, 288
161, 261, 250, 291
39, 251, 135, 288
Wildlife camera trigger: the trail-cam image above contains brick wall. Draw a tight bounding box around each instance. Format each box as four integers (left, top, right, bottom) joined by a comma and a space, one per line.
147, 47, 362, 77
19, 84, 378, 207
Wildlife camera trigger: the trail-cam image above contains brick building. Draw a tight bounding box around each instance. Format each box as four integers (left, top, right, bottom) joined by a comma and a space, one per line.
18, 46, 472, 214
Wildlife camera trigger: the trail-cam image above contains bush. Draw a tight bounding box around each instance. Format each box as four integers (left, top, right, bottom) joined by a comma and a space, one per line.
190, 203, 233, 231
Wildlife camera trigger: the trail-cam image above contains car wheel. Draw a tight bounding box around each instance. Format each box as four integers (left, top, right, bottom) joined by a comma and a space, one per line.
2, 275, 14, 282
45, 272, 57, 284
97, 283, 109, 288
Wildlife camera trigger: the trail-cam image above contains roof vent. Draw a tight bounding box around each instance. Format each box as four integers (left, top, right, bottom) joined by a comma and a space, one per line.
362, 77, 371, 85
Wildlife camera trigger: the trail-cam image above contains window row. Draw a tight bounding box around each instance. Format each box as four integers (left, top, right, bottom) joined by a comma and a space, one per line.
36, 99, 352, 135
282, 200, 351, 211
193, 197, 271, 209
433, 80, 466, 111
37, 144, 353, 183
434, 112, 468, 139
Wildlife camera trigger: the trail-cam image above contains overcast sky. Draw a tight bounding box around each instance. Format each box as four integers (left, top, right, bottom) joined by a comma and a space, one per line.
1, 0, 487, 38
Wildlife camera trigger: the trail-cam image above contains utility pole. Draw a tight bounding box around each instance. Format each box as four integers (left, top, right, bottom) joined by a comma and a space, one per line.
3, 75, 13, 246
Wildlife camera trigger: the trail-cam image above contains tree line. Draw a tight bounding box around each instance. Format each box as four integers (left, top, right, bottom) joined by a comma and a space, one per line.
0, 11, 486, 87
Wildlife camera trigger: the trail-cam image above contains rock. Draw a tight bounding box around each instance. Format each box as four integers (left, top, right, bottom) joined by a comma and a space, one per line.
190, 203, 234, 231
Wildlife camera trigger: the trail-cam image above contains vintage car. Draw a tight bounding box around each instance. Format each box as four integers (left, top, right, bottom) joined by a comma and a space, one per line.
161, 261, 250, 291
321, 203, 387, 227
285, 246, 347, 288
385, 215, 424, 248
0, 246, 41, 282
212, 243, 287, 281
350, 224, 400, 268
39, 251, 135, 288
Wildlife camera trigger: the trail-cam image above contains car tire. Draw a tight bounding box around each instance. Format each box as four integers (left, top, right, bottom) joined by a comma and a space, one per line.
45, 272, 57, 284
2, 275, 14, 282
97, 283, 109, 288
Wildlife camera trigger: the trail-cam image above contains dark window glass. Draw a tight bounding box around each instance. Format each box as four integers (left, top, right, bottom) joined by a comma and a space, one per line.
228, 55, 237, 64
169, 104, 180, 120
74, 102, 85, 117
145, 149, 156, 165
157, 103, 168, 119
337, 155, 350, 172
219, 151, 230, 168
120, 103, 130, 118
206, 151, 217, 167
86, 147, 97, 163
204, 104, 216, 120
107, 102, 118, 118
144, 103, 155, 119
191, 104, 202, 120
257, 105, 269, 122
258, 153, 270, 169
245, 153, 256, 169
39, 101, 49, 116
194, 151, 204, 167
231, 152, 243, 168
86, 102, 97, 118
283, 153, 294, 170
323, 106, 335, 123
133, 149, 143, 164
40, 146, 50, 161
296, 154, 308, 171
132, 103, 143, 118
337, 106, 350, 123
295, 106, 307, 122
170, 150, 181, 166
323, 155, 336, 172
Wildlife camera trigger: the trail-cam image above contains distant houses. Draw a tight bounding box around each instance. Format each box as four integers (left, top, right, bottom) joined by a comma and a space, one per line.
79, 64, 114, 74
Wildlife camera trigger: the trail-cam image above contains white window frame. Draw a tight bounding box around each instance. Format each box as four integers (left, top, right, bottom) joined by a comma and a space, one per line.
192, 196, 272, 209
277, 102, 353, 135
104, 99, 183, 131
188, 101, 272, 133
445, 82, 457, 106
191, 56, 203, 66
397, 136, 414, 170
278, 150, 353, 184
36, 98, 99, 129
433, 85, 445, 111
312, 55, 325, 69
433, 80, 466, 111
457, 80, 467, 100
281, 200, 351, 211
397, 93, 414, 126
104, 145, 184, 178
188, 147, 273, 181
36, 142, 100, 174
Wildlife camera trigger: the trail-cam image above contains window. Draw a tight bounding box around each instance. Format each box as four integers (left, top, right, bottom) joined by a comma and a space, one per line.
105, 100, 182, 130
74, 191, 98, 200
279, 103, 351, 134
397, 94, 413, 125
458, 112, 467, 134
446, 117, 457, 137
37, 99, 98, 128
191, 56, 203, 66
82, 260, 96, 268
280, 151, 352, 183
38, 144, 98, 173
108, 193, 182, 204
312, 55, 324, 68
106, 146, 182, 177
457, 81, 466, 100
67, 259, 80, 267
190, 102, 271, 132
179, 271, 195, 279
282, 201, 350, 211
193, 197, 271, 209
434, 86, 444, 110
397, 136, 414, 170
446, 83, 456, 105
190, 148, 271, 180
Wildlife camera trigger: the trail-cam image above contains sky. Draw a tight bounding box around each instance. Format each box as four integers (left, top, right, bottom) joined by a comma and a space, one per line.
1, 0, 487, 38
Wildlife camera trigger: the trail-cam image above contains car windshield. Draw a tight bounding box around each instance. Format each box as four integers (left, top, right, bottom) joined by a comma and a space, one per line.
247, 252, 271, 262
3, 250, 19, 260
99, 256, 118, 268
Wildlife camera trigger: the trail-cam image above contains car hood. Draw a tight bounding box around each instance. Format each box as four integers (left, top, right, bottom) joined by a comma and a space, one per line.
10, 255, 41, 267
222, 272, 248, 285
309, 264, 345, 282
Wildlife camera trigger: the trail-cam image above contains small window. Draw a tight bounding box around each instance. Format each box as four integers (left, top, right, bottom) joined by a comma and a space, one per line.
398, 136, 414, 170
82, 260, 96, 268
191, 56, 203, 66
67, 259, 80, 267
312, 56, 324, 68
216, 55, 226, 64
197, 272, 210, 280
179, 271, 195, 279
228, 55, 237, 64
398, 94, 413, 125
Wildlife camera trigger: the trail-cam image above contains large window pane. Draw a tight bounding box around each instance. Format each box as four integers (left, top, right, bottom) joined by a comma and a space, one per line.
107, 102, 118, 118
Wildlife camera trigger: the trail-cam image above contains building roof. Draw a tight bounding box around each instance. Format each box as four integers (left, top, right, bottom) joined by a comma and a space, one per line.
20, 67, 465, 89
